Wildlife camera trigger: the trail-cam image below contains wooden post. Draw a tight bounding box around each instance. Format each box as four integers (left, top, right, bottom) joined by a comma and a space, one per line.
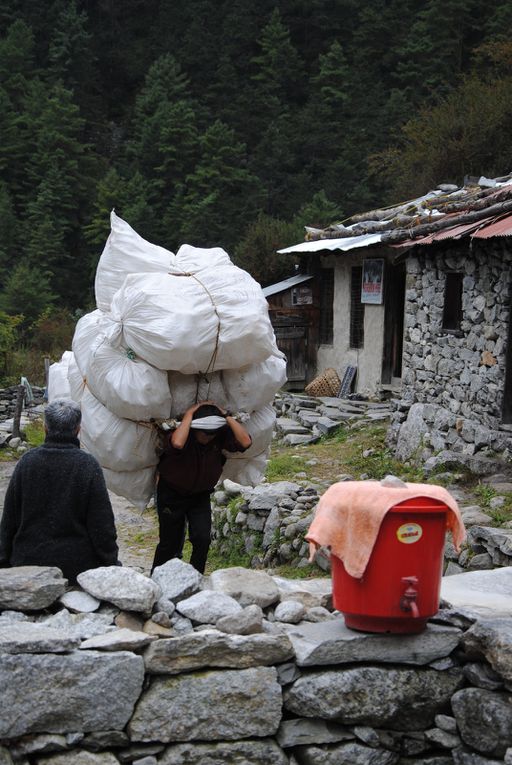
12, 384, 25, 439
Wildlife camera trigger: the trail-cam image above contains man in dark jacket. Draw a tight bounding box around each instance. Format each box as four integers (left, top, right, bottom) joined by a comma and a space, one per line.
0, 398, 119, 583
152, 400, 251, 574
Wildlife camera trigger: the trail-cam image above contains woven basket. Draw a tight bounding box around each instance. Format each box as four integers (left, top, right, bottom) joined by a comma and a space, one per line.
305, 367, 341, 397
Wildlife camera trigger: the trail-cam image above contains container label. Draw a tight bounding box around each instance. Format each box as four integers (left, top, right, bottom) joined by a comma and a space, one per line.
396, 522, 423, 544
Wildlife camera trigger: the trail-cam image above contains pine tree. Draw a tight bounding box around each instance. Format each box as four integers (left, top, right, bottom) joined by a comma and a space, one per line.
0, 182, 18, 278
0, 260, 55, 330
178, 120, 263, 251
47, 0, 98, 114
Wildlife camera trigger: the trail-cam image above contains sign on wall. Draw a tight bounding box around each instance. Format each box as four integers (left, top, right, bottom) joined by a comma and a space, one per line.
361, 258, 384, 304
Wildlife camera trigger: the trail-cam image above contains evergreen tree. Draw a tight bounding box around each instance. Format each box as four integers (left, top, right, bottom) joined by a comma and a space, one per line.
0, 19, 37, 108
0, 260, 55, 330
234, 213, 298, 286
0, 182, 18, 278
178, 120, 263, 251
47, 0, 98, 115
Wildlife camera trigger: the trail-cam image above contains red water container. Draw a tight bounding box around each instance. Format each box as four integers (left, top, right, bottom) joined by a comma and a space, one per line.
332, 497, 449, 634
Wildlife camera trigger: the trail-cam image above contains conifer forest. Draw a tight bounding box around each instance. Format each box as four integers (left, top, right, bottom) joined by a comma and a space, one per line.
1, 0, 512, 336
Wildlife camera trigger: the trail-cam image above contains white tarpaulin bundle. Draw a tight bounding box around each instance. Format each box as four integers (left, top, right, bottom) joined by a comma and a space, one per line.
66, 212, 286, 508
47, 351, 73, 401
107, 268, 276, 372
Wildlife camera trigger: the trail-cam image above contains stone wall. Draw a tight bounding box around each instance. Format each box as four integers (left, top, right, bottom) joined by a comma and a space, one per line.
1, 562, 512, 765
0, 386, 45, 423
211, 476, 512, 575
388, 241, 512, 471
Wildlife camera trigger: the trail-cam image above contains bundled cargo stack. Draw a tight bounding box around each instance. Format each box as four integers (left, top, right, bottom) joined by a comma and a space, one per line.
49, 212, 286, 509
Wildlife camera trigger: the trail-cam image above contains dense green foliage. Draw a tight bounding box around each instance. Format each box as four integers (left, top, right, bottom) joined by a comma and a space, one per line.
1, 0, 512, 331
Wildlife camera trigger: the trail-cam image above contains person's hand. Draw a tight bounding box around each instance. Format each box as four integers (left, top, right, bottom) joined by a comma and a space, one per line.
186, 401, 212, 416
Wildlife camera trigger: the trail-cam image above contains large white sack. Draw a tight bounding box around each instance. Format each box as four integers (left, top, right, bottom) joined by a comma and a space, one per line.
80, 388, 159, 472
87, 338, 172, 421
220, 404, 275, 487
95, 210, 173, 312
221, 448, 269, 487
72, 309, 116, 376
167, 371, 227, 418
67, 353, 86, 403
222, 354, 287, 413
47, 351, 73, 401
108, 269, 276, 373
102, 465, 156, 511
170, 243, 232, 274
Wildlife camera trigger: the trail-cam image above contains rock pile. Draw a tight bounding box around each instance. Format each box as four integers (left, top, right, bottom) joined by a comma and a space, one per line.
1, 562, 512, 765
274, 391, 392, 444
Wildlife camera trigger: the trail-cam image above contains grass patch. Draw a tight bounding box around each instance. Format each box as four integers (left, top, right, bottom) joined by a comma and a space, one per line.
24, 418, 46, 447
266, 453, 308, 481
267, 421, 425, 485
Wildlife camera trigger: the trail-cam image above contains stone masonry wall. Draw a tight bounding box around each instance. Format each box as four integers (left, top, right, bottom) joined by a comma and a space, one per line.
1, 562, 512, 765
389, 240, 512, 471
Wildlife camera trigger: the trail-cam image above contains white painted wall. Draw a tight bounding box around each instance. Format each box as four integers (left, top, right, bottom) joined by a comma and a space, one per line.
316, 253, 386, 395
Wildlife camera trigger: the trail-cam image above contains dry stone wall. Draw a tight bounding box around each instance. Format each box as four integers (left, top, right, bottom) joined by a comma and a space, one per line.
388, 241, 512, 473
1, 561, 512, 765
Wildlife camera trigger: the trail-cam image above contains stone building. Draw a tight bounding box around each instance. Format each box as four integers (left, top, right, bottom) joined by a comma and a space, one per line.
278, 173, 512, 468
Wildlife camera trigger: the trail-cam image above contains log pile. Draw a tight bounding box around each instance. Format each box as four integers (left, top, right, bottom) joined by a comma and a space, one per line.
305, 172, 512, 243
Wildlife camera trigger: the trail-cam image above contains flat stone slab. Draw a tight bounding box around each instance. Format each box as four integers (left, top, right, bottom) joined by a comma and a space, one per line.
128, 667, 282, 742
158, 740, 288, 764
59, 589, 101, 613
441, 568, 512, 616
143, 629, 294, 674
0, 622, 80, 653
282, 619, 461, 666
209, 567, 280, 608
0, 650, 144, 738
272, 576, 332, 609
80, 628, 157, 651
0, 567, 67, 611
275, 418, 310, 435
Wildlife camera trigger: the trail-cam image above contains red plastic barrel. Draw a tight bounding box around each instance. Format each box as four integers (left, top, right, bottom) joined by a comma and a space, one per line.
332, 496, 448, 634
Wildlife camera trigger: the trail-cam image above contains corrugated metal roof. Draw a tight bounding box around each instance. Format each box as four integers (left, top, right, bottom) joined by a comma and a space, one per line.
393, 213, 512, 247
262, 273, 313, 297
277, 233, 382, 255
392, 218, 495, 248
472, 214, 512, 238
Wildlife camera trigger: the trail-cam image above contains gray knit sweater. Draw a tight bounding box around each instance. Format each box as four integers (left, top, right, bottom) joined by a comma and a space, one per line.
0, 434, 119, 582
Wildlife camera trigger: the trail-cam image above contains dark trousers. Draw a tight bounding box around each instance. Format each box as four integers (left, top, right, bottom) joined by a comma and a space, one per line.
152, 481, 212, 574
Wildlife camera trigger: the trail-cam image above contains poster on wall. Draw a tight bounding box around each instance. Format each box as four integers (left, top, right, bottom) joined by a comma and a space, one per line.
361, 258, 384, 304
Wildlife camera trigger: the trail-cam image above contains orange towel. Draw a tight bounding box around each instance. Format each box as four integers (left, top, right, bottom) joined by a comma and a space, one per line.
306, 480, 466, 579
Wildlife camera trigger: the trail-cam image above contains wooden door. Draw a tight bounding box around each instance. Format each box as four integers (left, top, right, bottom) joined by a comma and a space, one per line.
274, 323, 308, 385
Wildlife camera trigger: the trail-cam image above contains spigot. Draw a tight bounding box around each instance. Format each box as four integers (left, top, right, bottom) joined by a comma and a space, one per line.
400, 576, 420, 618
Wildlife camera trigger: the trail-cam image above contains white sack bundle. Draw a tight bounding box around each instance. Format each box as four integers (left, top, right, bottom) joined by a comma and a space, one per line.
221, 448, 269, 488
80, 388, 159, 472
220, 404, 276, 487
72, 309, 116, 376
169, 243, 232, 274
108, 268, 276, 373
222, 354, 287, 414
102, 465, 156, 511
67, 353, 86, 403
167, 371, 227, 418
95, 211, 173, 312
87, 338, 171, 421
47, 351, 73, 401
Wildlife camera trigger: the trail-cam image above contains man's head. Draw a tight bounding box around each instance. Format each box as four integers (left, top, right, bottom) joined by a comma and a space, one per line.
45, 398, 81, 438
190, 403, 226, 444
